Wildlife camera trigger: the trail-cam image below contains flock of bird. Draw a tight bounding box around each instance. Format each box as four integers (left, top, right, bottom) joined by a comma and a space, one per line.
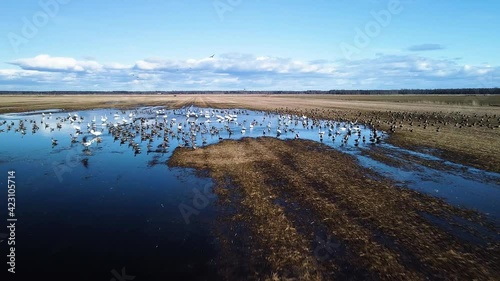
0, 107, 384, 157
275, 107, 500, 135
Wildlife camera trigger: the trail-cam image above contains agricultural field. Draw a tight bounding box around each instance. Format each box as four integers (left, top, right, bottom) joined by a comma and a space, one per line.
2, 94, 499, 171
2, 0, 500, 280
0, 94, 498, 279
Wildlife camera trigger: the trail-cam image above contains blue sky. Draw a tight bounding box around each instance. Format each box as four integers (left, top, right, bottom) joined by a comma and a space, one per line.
0, 0, 499, 91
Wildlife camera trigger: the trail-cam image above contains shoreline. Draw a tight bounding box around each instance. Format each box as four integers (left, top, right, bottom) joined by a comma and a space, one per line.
168, 137, 499, 280
1, 94, 499, 172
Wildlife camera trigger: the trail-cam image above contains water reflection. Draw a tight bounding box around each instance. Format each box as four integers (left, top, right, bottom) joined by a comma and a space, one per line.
0, 106, 498, 280
1, 106, 498, 218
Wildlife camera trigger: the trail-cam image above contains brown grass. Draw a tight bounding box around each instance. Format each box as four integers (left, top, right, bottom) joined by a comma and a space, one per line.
169, 138, 499, 280
1, 94, 499, 171
1, 94, 499, 114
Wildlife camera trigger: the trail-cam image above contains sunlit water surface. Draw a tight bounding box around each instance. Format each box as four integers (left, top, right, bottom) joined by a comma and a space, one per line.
0, 107, 498, 280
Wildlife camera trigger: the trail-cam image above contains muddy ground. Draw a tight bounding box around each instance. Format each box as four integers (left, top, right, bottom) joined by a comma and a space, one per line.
1, 94, 499, 172
169, 138, 499, 280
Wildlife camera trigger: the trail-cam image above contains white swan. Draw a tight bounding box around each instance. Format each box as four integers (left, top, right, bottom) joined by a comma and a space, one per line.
90, 129, 102, 137
82, 140, 92, 148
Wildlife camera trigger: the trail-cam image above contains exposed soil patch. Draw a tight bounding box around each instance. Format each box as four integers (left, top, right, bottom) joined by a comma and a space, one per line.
169, 138, 500, 280
1, 94, 499, 172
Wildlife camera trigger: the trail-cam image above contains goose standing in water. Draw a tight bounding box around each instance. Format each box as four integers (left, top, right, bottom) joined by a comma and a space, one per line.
82, 136, 93, 149
318, 128, 325, 139
70, 134, 78, 143
90, 129, 102, 137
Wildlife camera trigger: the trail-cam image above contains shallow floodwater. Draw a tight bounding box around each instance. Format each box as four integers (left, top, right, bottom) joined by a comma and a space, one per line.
0, 106, 498, 280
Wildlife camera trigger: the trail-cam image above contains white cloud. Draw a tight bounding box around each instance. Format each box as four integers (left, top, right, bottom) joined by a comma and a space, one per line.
130, 54, 336, 75
105, 62, 132, 70
407, 44, 445, 52
9, 54, 103, 73
1, 53, 498, 90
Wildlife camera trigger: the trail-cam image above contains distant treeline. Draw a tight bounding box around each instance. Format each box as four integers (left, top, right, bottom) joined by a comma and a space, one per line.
0, 89, 499, 95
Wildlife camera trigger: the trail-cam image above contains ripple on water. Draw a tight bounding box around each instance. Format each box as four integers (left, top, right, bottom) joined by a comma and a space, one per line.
0, 106, 498, 280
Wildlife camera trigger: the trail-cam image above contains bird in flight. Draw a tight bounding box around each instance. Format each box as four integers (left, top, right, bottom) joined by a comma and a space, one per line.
209, 54, 215, 58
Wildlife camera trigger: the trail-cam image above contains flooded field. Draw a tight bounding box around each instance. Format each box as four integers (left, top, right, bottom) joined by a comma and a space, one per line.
0, 106, 498, 280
